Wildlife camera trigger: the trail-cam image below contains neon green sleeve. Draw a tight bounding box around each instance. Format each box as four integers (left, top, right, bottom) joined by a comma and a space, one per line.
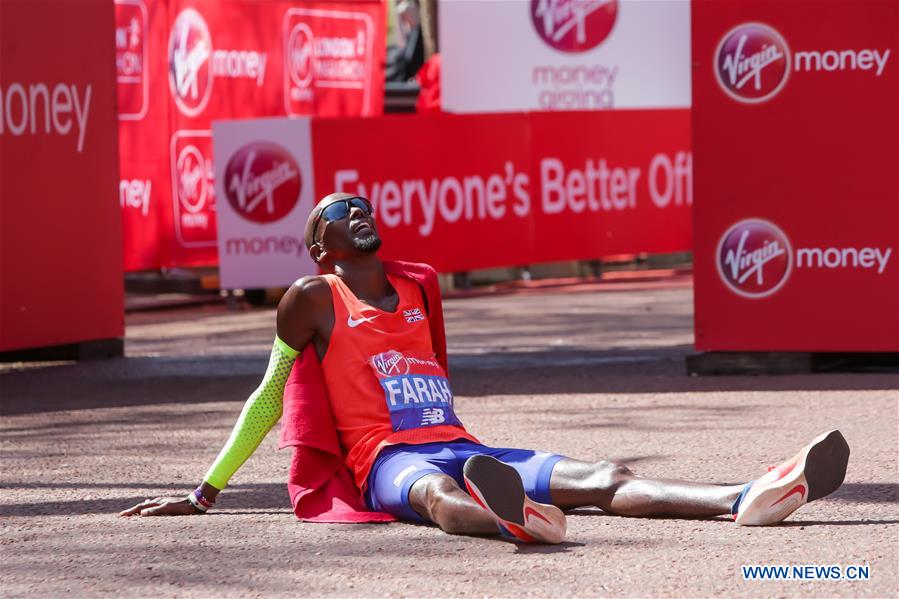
203, 337, 299, 490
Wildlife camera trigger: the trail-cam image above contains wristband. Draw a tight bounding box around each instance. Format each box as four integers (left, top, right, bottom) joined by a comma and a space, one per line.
187, 488, 215, 513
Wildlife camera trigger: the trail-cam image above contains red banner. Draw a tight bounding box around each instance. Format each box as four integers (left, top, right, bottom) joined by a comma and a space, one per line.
691, 1, 899, 351
313, 110, 692, 273
116, 0, 386, 271
530, 110, 693, 263
117, 0, 170, 271
1, 1, 124, 351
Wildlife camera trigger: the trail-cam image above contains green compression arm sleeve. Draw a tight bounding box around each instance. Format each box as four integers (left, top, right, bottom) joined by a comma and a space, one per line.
203, 337, 299, 490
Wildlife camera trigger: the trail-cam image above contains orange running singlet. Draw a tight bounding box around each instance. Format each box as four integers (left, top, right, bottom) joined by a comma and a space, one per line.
321, 273, 477, 490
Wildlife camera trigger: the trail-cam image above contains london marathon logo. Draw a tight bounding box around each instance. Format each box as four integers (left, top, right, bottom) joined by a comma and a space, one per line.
715, 22, 791, 103
717, 219, 793, 298
531, 0, 618, 53
224, 142, 302, 224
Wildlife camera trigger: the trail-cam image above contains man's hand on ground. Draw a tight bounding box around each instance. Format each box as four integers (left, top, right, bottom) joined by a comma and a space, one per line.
118, 497, 200, 517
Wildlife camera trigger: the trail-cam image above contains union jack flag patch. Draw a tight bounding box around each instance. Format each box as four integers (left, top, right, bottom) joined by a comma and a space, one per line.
403, 308, 425, 323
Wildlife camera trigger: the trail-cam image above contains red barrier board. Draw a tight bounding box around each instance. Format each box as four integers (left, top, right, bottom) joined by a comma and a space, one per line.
1, 0, 124, 351
314, 114, 536, 271
691, 1, 899, 351
530, 110, 693, 263
116, 0, 171, 271
312, 110, 692, 273
116, 0, 385, 271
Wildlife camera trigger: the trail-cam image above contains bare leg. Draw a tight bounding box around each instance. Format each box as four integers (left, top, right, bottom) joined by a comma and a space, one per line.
407, 473, 501, 536
550, 459, 744, 518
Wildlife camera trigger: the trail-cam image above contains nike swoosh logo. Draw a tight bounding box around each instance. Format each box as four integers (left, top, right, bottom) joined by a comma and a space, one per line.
347, 314, 378, 328
524, 505, 551, 524
771, 484, 806, 507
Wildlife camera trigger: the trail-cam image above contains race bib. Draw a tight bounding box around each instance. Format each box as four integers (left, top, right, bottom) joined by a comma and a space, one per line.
369, 350, 463, 432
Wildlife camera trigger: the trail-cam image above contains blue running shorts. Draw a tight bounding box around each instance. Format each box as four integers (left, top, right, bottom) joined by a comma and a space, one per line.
364, 440, 566, 522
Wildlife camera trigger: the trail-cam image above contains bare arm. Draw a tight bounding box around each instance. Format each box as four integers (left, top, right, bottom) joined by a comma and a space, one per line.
120, 277, 330, 517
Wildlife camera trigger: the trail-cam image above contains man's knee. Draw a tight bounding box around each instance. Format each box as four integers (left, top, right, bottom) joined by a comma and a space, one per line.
586, 460, 634, 493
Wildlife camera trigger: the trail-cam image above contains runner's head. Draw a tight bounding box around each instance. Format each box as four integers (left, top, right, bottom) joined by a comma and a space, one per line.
305, 192, 381, 264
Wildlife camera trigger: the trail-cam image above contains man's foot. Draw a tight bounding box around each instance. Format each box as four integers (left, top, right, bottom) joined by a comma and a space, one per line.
734, 429, 850, 526
462, 454, 566, 544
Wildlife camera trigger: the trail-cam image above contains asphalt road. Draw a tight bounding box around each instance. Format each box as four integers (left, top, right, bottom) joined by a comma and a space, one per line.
2, 276, 897, 597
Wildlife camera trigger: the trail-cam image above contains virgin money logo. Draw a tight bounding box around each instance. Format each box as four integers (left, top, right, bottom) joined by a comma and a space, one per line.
717, 219, 792, 298
372, 350, 409, 377
223, 142, 302, 224
531, 0, 618, 53
715, 23, 791, 103
176, 144, 210, 215
168, 8, 213, 116
286, 23, 314, 89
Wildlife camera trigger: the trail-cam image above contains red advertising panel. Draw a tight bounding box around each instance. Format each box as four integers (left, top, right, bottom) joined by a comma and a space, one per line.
283, 4, 385, 117
117, 0, 386, 270
313, 114, 536, 272
310, 111, 692, 273
116, 0, 171, 271
1, 0, 124, 351
530, 110, 692, 263
692, 1, 899, 351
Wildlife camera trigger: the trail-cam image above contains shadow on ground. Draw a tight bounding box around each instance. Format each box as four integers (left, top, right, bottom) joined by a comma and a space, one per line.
3, 346, 898, 416
1, 481, 894, 519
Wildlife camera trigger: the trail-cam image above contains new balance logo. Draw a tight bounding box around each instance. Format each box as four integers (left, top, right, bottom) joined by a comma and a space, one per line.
421, 407, 446, 425
404, 308, 425, 323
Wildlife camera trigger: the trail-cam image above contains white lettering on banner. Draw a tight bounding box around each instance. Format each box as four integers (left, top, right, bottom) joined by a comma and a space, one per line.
212, 50, 268, 86
119, 179, 152, 216
224, 236, 306, 257
0, 83, 92, 152
797, 247, 892, 274
116, 13, 143, 77
794, 49, 890, 76
648, 152, 692, 208
335, 161, 531, 237
540, 157, 641, 214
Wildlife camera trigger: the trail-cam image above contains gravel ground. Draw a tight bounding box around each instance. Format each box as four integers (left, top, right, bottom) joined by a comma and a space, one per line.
2, 277, 897, 598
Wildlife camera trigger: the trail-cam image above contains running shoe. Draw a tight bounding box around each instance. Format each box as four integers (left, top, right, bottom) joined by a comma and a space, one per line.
734, 429, 850, 526
462, 454, 567, 544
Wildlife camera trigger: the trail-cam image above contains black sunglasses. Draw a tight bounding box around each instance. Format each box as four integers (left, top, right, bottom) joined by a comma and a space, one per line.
312, 197, 373, 245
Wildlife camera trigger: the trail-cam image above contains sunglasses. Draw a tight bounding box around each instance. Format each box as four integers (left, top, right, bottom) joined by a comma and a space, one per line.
312, 197, 373, 245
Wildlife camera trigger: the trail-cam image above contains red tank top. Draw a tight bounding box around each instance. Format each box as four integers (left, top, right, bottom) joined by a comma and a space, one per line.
321, 273, 477, 490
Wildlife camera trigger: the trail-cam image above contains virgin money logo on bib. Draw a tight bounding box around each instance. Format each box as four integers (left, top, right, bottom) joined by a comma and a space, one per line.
371, 350, 409, 377
715, 23, 790, 103
223, 142, 301, 224
531, 0, 618, 53
717, 219, 792, 298
168, 8, 213, 116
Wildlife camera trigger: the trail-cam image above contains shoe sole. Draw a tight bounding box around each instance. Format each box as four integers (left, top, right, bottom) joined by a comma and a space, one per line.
462, 455, 566, 543
806, 430, 850, 502
736, 429, 849, 526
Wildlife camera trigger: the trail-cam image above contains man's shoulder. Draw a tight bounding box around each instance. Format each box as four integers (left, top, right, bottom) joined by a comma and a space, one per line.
278, 275, 332, 316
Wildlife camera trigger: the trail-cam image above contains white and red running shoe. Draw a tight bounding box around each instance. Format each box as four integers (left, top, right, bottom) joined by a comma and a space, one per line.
734, 429, 850, 526
462, 455, 567, 544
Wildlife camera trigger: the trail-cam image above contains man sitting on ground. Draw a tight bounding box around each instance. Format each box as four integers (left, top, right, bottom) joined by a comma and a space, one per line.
121, 193, 850, 543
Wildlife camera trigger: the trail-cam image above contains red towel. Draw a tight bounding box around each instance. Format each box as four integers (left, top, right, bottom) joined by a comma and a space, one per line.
279, 261, 448, 522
